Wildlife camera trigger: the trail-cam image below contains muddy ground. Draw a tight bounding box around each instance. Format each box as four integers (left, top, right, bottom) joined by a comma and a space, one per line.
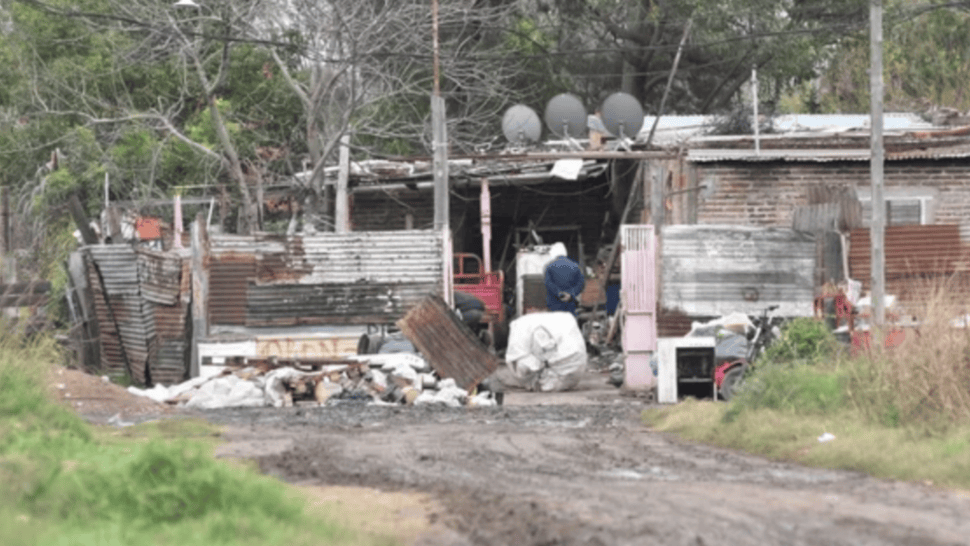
183, 372, 970, 546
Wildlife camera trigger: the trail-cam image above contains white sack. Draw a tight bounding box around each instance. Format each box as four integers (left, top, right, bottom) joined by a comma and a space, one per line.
504, 311, 587, 391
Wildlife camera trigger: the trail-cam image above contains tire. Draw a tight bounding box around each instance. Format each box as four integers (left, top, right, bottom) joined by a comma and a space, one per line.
719, 366, 745, 401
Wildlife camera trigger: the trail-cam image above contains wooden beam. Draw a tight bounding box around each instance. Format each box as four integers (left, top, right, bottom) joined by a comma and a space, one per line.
190, 214, 209, 378
68, 194, 99, 245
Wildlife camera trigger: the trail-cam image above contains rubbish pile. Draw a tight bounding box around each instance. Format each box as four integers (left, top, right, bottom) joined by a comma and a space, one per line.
128, 353, 501, 409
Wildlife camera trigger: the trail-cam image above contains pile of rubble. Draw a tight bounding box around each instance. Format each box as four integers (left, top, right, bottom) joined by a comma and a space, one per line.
128, 353, 501, 410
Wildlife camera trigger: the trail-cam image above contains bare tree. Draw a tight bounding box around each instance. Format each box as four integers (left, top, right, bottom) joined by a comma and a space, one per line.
258, 0, 537, 229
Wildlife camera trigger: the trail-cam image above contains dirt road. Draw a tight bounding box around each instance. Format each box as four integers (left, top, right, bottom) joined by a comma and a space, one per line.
198, 373, 970, 546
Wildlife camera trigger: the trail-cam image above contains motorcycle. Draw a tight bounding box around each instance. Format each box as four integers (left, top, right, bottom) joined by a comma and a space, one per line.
714, 305, 783, 401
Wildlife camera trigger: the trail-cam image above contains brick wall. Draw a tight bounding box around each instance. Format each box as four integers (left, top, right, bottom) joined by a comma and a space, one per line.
690, 159, 970, 227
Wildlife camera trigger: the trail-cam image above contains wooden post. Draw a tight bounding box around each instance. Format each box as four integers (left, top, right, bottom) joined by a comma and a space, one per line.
190, 213, 209, 378
1, 187, 10, 284
68, 194, 99, 246
336, 134, 350, 233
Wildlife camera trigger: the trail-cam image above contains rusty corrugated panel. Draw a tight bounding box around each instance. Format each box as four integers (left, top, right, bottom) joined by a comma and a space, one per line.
397, 294, 501, 391
85, 251, 126, 376
148, 255, 191, 385
112, 293, 154, 385
87, 245, 157, 384
661, 225, 816, 317
245, 282, 438, 326
209, 254, 255, 326
848, 225, 970, 307
136, 248, 185, 305
152, 340, 188, 385
208, 230, 445, 326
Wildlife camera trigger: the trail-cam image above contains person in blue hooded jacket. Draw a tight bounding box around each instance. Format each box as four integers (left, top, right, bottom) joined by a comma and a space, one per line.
543, 244, 585, 315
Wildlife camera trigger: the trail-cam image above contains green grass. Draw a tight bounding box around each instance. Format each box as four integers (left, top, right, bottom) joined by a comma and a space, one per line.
644, 400, 970, 489
645, 307, 970, 491
0, 332, 398, 546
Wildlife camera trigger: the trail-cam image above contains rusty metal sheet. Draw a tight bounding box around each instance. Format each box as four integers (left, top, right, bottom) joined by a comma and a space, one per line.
396, 294, 501, 391
245, 282, 438, 326
848, 225, 970, 307
210, 254, 255, 326
86, 252, 127, 376
136, 248, 186, 305
152, 340, 188, 385
112, 293, 154, 385
661, 225, 817, 317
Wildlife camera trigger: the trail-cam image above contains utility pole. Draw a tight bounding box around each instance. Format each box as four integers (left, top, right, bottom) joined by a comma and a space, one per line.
870, 0, 886, 326
431, 0, 449, 232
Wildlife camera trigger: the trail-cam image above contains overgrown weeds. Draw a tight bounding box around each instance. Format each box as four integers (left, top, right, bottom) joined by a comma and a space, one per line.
844, 277, 970, 433
647, 276, 970, 488
0, 328, 392, 546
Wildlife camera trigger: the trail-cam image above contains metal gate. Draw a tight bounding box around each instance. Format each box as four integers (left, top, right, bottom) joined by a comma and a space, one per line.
621, 224, 657, 389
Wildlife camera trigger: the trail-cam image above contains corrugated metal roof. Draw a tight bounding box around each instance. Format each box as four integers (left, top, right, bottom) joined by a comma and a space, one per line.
688, 145, 970, 162
661, 225, 816, 317
688, 148, 872, 162
396, 294, 501, 391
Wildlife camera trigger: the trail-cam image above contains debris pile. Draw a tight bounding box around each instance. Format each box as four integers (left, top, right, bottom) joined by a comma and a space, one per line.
128, 354, 501, 409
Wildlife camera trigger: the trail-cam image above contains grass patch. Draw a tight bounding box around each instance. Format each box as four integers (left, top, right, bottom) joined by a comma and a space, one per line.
645, 281, 970, 490
645, 401, 970, 490
0, 330, 399, 546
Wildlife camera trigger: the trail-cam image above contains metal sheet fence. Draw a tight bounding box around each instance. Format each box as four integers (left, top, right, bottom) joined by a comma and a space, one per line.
661, 225, 816, 317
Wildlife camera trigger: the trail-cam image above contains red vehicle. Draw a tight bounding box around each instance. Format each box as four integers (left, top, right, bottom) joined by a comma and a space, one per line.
453, 253, 505, 325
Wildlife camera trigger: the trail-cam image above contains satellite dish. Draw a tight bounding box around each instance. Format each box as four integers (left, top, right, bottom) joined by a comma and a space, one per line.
543, 93, 587, 139
502, 104, 542, 145
601, 92, 645, 139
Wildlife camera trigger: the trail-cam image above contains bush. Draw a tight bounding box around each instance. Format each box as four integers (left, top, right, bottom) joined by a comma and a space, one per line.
725, 363, 845, 422
761, 317, 840, 365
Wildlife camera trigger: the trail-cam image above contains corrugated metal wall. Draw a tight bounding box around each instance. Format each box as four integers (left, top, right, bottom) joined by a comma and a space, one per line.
84, 246, 191, 385
848, 224, 970, 307
208, 230, 446, 327
661, 225, 816, 317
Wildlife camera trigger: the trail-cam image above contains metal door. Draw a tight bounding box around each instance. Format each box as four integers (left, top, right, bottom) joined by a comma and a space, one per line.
621, 224, 657, 389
